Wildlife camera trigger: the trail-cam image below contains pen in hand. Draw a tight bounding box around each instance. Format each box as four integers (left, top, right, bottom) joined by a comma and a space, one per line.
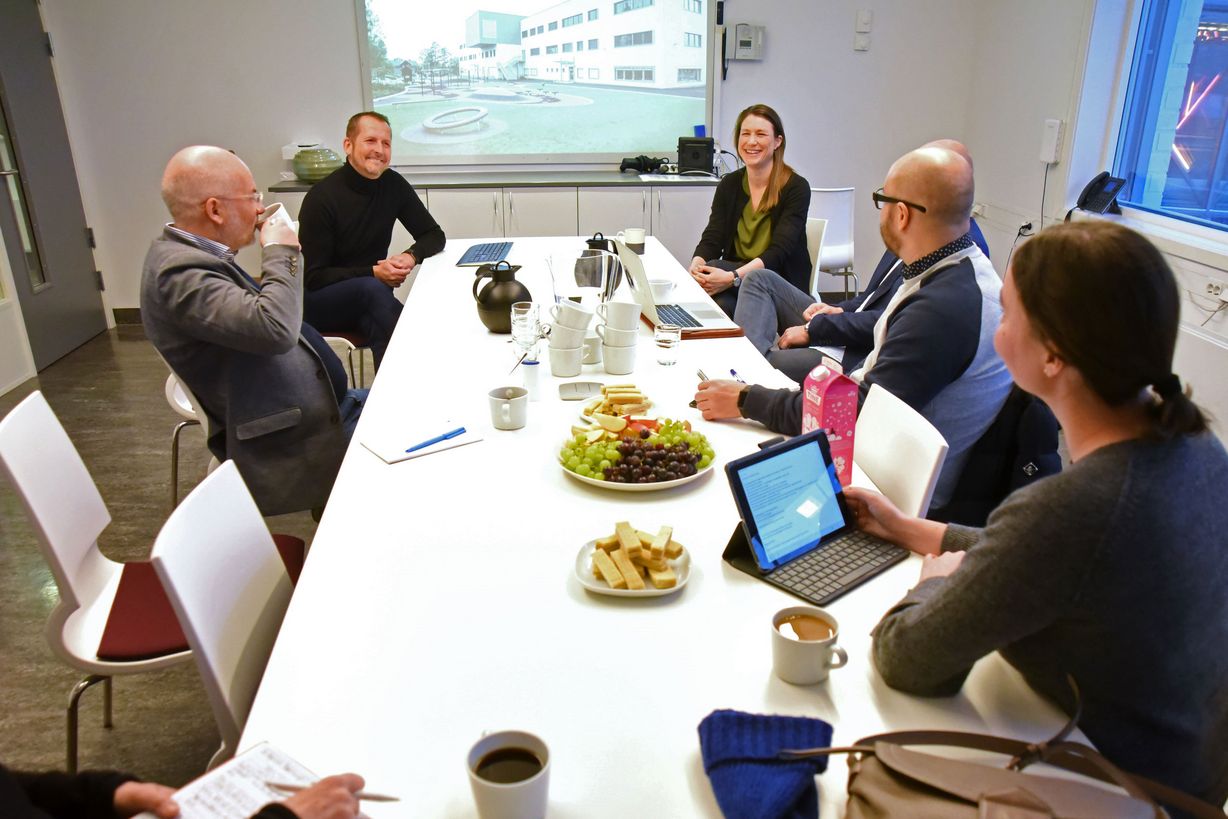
266, 781, 400, 803
691, 369, 709, 408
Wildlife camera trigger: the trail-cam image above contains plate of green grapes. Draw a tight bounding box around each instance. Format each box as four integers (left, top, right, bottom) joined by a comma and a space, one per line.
558, 415, 716, 492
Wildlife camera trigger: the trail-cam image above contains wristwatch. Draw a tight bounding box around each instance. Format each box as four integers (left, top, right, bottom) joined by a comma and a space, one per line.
731, 269, 742, 287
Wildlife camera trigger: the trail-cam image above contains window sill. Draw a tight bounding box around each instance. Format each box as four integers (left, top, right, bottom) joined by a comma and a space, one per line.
1074, 207, 1228, 272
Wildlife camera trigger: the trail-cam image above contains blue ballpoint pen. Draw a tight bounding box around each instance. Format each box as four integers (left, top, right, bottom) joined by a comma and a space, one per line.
406, 426, 466, 453
730, 368, 746, 383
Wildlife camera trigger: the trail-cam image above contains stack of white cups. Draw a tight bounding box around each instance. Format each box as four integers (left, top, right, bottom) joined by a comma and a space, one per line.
547, 301, 594, 377
596, 300, 640, 375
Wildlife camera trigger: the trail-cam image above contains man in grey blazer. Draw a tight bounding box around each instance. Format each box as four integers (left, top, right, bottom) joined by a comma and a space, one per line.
141, 146, 365, 515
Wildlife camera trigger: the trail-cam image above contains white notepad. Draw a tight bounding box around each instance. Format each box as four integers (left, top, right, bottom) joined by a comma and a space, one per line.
360, 418, 482, 464
134, 743, 315, 819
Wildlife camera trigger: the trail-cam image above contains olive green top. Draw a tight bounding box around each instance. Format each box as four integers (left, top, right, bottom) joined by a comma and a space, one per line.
733, 173, 773, 262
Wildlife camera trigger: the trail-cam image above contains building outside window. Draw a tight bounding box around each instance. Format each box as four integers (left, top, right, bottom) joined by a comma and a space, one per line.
523, 29, 530, 37
546, 44, 559, 53
563, 42, 573, 52
1115, 0, 1228, 229
683, 0, 702, 11
588, 8, 599, 20
563, 13, 582, 26
548, 20, 558, 30
589, 68, 599, 78
615, 30, 654, 47
530, 47, 540, 55
615, 66, 655, 81
589, 38, 599, 49
684, 32, 701, 47
678, 68, 700, 81
577, 41, 584, 50
614, 0, 654, 14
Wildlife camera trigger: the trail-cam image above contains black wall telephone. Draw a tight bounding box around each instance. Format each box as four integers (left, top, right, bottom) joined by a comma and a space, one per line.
1075, 171, 1125, 214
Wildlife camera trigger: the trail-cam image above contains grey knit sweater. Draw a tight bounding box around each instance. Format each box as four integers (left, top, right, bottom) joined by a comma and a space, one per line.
872, 433, 1228, 805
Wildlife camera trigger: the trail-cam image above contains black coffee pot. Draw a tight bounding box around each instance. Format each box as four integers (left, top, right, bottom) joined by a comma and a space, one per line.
473, 261, 531, 333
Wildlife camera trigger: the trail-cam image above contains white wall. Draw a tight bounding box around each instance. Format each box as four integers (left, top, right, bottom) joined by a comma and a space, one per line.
716, 0, 979, 285
40, 0, 367, 310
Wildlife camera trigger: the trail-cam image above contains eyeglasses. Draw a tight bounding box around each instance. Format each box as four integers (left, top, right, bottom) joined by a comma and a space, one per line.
872, 187, 927, 213
209, 192, 264, 204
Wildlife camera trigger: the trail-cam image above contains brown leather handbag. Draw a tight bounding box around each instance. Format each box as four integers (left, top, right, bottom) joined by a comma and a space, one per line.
782, 708, 1225, 818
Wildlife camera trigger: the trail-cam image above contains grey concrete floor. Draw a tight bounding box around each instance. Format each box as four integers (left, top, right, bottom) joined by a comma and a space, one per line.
0, 326, 318, 785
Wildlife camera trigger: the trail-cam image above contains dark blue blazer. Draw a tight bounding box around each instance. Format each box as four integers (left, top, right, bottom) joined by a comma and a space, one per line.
805, 219, 989, 371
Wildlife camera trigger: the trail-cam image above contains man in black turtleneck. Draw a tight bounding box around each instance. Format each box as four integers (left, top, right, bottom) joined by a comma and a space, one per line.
298, 111, 445, 370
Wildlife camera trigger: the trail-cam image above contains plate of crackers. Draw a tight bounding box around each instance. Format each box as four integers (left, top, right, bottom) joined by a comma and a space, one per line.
579, 383, 652, 422
575, 521, 690, 597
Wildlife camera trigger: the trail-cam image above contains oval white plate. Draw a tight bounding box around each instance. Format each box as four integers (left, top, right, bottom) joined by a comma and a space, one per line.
574, 540, 691, 597
560, 461, 712, 491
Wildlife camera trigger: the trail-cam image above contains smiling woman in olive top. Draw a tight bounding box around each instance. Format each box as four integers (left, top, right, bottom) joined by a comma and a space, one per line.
846, 221, 1228, 806
690, 104, 811, 316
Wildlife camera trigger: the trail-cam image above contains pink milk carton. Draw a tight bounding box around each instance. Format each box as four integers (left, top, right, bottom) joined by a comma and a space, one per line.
800, 364, 858, 486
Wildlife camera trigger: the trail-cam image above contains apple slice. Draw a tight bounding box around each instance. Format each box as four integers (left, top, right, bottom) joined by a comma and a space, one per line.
593, 413, 628, 433
585, 428, 607, 444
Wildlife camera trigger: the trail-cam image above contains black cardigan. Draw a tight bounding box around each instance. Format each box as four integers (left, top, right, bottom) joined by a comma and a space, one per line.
692, 168, 812, 292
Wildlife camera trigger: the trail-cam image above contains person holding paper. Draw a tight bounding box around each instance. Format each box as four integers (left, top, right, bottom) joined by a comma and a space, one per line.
142, 146, 367, 516
1, 762, 364, 818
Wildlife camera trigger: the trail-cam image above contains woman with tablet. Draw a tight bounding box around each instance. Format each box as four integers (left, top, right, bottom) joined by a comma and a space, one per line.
845, 221, 1228, 806
689, 104, 810, 316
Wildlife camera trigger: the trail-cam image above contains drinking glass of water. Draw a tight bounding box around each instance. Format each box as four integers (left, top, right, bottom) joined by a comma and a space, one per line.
654, 323, 681, 366
511, 302, 540, 360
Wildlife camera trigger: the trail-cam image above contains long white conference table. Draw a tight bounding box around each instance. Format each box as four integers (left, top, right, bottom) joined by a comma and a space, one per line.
240, 236, 1073, 817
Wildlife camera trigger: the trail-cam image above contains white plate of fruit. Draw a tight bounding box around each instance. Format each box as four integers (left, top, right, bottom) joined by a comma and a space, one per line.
558, 415, 715, 491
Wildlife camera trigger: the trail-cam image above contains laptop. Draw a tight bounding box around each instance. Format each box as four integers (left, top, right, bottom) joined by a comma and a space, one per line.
456, 241, 513, 267
613, 240, 743, 338
723, 428, 909, 606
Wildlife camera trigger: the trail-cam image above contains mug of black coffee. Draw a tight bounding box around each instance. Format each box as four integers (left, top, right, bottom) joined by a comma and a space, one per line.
467, 729, 550, 819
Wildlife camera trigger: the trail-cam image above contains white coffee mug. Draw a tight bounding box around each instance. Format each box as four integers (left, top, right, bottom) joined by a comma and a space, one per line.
467, 730, 550, 819
771, 606, 848, 685
602, 343, 636, 375
649, 278, 675, 303
617, 227, 646, 246
488, 386, 528, 431
547, 322, 586, 349
582, 332, 602, 365
549, 300, 594, 330
596, 300, 641, 331
549, 345, 583, 377
595, 324, 638, 347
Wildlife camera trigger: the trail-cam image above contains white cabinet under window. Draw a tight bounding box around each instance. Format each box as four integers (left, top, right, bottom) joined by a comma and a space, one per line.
427, 188, 504, 240
577, 187, 650, 238
650, 186, 714, 266
503, 187, 577, 237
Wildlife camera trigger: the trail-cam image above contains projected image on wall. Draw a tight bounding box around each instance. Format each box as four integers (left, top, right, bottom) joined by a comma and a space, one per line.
363, 0, 709, 163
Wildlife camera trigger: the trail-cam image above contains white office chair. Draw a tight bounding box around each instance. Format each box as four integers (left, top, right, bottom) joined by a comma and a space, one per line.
810, 187, 858, 298
0, 391, 192, 773
322, 333, 371, 389
164, 372, 219, 507
853, 384, 949, 517
150, 460, 294, 769
805, 217, 828, 302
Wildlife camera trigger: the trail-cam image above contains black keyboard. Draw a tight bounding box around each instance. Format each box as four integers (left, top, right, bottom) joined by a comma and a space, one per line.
766, 530, 908, 606
457, 241, 513, 266
655, 304, 702, 328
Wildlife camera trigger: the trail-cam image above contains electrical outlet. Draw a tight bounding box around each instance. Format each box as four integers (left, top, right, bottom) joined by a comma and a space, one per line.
1207, 280, 1225, 298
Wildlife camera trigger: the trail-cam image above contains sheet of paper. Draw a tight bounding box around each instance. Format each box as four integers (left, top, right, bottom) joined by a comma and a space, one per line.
360, 418, 482, 464
134, 743, 315, 819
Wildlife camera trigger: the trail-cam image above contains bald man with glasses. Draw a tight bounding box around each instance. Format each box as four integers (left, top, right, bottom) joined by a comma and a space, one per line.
697, 145, 1011, 513
141, 145, 367, 516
